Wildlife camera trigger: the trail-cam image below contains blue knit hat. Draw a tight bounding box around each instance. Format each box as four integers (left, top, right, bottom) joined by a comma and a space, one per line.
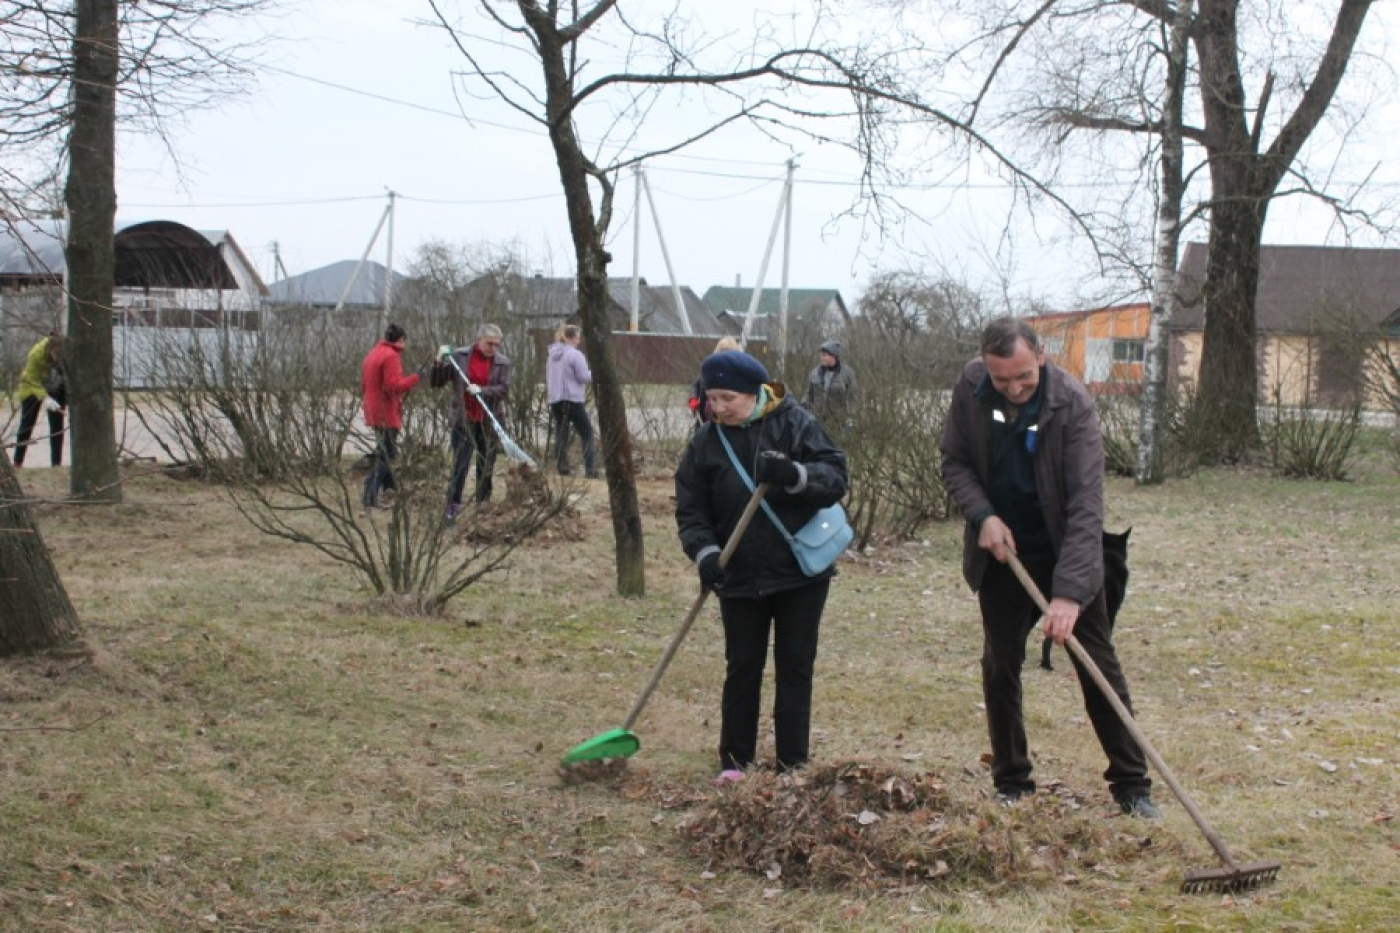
701, 350, 769, 395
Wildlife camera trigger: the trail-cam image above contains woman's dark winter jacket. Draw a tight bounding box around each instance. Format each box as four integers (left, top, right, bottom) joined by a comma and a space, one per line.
675, 386, 848, 598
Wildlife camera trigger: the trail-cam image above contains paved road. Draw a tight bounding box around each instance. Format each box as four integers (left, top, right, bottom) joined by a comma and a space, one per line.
4, 399, 698, 469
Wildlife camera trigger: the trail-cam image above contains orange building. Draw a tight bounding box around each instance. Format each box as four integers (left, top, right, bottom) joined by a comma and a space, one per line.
1024, 303, 1151, 395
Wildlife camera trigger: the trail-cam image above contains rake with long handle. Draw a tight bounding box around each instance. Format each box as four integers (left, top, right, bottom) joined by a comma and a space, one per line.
560, 482, 771, 771
1005, 552, 1281, 894
440, 350, 537, 468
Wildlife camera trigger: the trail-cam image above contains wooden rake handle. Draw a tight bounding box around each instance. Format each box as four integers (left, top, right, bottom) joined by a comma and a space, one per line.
1004, 552, 1242, 870
621, 483, 771, 731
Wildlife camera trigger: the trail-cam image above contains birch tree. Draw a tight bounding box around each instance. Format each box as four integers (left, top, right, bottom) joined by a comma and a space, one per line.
1136, 0, 1192, 484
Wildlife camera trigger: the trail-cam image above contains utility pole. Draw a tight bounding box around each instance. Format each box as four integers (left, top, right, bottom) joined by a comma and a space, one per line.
778, 158, 795, 379
740, 166, 792, 349
639, 170, 692, 336
630, 165, 641, 333
270, 241, 288, 282
384, 189, 396, 327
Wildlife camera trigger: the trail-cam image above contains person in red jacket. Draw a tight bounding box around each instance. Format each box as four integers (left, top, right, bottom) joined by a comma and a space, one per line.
360, 323, 421, 509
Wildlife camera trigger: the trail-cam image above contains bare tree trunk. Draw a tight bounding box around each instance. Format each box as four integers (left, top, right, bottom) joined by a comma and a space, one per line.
65, 0, 122, 502
528, 9, 646, 597
579, 268, 646, 597
0, 455, 84, 655
1193, 198, 1265, 460
1136, 0, 1192, 485
1188, 0, 1373, 461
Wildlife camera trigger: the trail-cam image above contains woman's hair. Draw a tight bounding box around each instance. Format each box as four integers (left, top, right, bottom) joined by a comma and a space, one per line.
46, 333, 64, 360
714, 336, 740, 353
476, 322, 503, 341
557, 323, 581, 342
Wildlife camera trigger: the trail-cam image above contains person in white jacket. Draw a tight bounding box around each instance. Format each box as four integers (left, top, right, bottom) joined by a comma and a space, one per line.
544, 323, 598, 478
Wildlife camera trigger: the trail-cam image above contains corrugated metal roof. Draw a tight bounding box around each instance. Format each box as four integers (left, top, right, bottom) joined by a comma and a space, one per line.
264, 259, 408, 307
701, 285, 849, 320
606, 278, 726, 335
1, 218, 246, 290
1175, 242, 1400, 333
0, 218, 66, 277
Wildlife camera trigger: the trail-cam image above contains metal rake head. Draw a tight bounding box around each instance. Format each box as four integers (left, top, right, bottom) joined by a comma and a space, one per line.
1181, 860, 1282, 894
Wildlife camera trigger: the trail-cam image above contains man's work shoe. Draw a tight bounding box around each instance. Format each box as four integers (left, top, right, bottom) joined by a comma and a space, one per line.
1119, 794, 1162, 819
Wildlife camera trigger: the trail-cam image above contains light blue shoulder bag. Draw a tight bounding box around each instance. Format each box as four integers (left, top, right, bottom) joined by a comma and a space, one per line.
716, 427, 853, 576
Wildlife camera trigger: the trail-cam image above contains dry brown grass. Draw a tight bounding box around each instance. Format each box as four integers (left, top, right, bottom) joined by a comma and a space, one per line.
0, 451, 1396, 931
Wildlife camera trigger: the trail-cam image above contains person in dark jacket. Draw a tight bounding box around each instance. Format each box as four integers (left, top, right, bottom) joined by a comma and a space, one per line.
939, 317, 1158, 817
360, 323, 421, 509
675, 349, 848, 785
803, 339, 856, 426
432, 323, 511, 518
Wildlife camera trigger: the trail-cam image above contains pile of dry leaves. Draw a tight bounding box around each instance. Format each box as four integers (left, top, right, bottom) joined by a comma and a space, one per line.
678, 760, 1160, 891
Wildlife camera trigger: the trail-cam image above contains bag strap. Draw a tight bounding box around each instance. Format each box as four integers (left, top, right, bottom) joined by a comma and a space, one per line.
715, 425, 795, 544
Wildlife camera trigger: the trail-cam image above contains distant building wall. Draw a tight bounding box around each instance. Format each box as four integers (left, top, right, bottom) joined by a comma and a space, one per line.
530, 329, 767, 385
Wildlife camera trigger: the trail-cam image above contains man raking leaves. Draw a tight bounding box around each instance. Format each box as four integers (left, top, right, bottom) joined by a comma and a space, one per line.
939, 317, 1279, 893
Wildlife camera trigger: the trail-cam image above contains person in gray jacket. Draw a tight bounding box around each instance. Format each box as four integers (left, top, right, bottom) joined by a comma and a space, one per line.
803, 339, 855, 426
545, 323, 598, 478
939, 317, 1158, 818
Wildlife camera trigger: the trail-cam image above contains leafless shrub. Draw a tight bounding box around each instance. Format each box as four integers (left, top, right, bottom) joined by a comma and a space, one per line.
1260, 389, 1362, 481
123, 316, 568, 614
836, 274, 989, 546
127, 320, 360, 481
1359, 337, 1400, 472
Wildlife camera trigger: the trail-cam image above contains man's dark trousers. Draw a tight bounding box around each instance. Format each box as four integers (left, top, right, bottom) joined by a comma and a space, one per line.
978, 558, 1151, 802
449, 419, 497, 504
363, 428, 398, 507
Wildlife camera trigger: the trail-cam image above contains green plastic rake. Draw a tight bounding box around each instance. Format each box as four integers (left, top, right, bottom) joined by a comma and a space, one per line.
561, 482, 770, 770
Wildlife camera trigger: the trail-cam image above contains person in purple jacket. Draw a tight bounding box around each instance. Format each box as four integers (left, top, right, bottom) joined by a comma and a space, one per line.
545, 323, 598, 479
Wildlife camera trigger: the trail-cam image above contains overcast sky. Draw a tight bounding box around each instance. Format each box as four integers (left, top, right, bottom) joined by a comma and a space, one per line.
114, 0, 1400, 313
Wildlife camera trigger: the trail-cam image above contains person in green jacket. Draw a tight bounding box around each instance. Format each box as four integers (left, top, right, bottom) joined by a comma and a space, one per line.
12, 332, 66, 467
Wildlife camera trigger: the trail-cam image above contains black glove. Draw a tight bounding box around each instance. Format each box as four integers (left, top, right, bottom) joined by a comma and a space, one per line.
698, 553, 726, 592
755, 450, 800, 487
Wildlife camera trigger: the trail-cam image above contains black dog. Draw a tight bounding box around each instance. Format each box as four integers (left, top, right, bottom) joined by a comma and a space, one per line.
1039, 527, 1131, 671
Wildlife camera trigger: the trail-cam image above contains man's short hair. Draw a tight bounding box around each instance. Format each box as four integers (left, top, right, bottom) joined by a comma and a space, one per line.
384, 323, 406, 343
981, 317, 1039, 358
